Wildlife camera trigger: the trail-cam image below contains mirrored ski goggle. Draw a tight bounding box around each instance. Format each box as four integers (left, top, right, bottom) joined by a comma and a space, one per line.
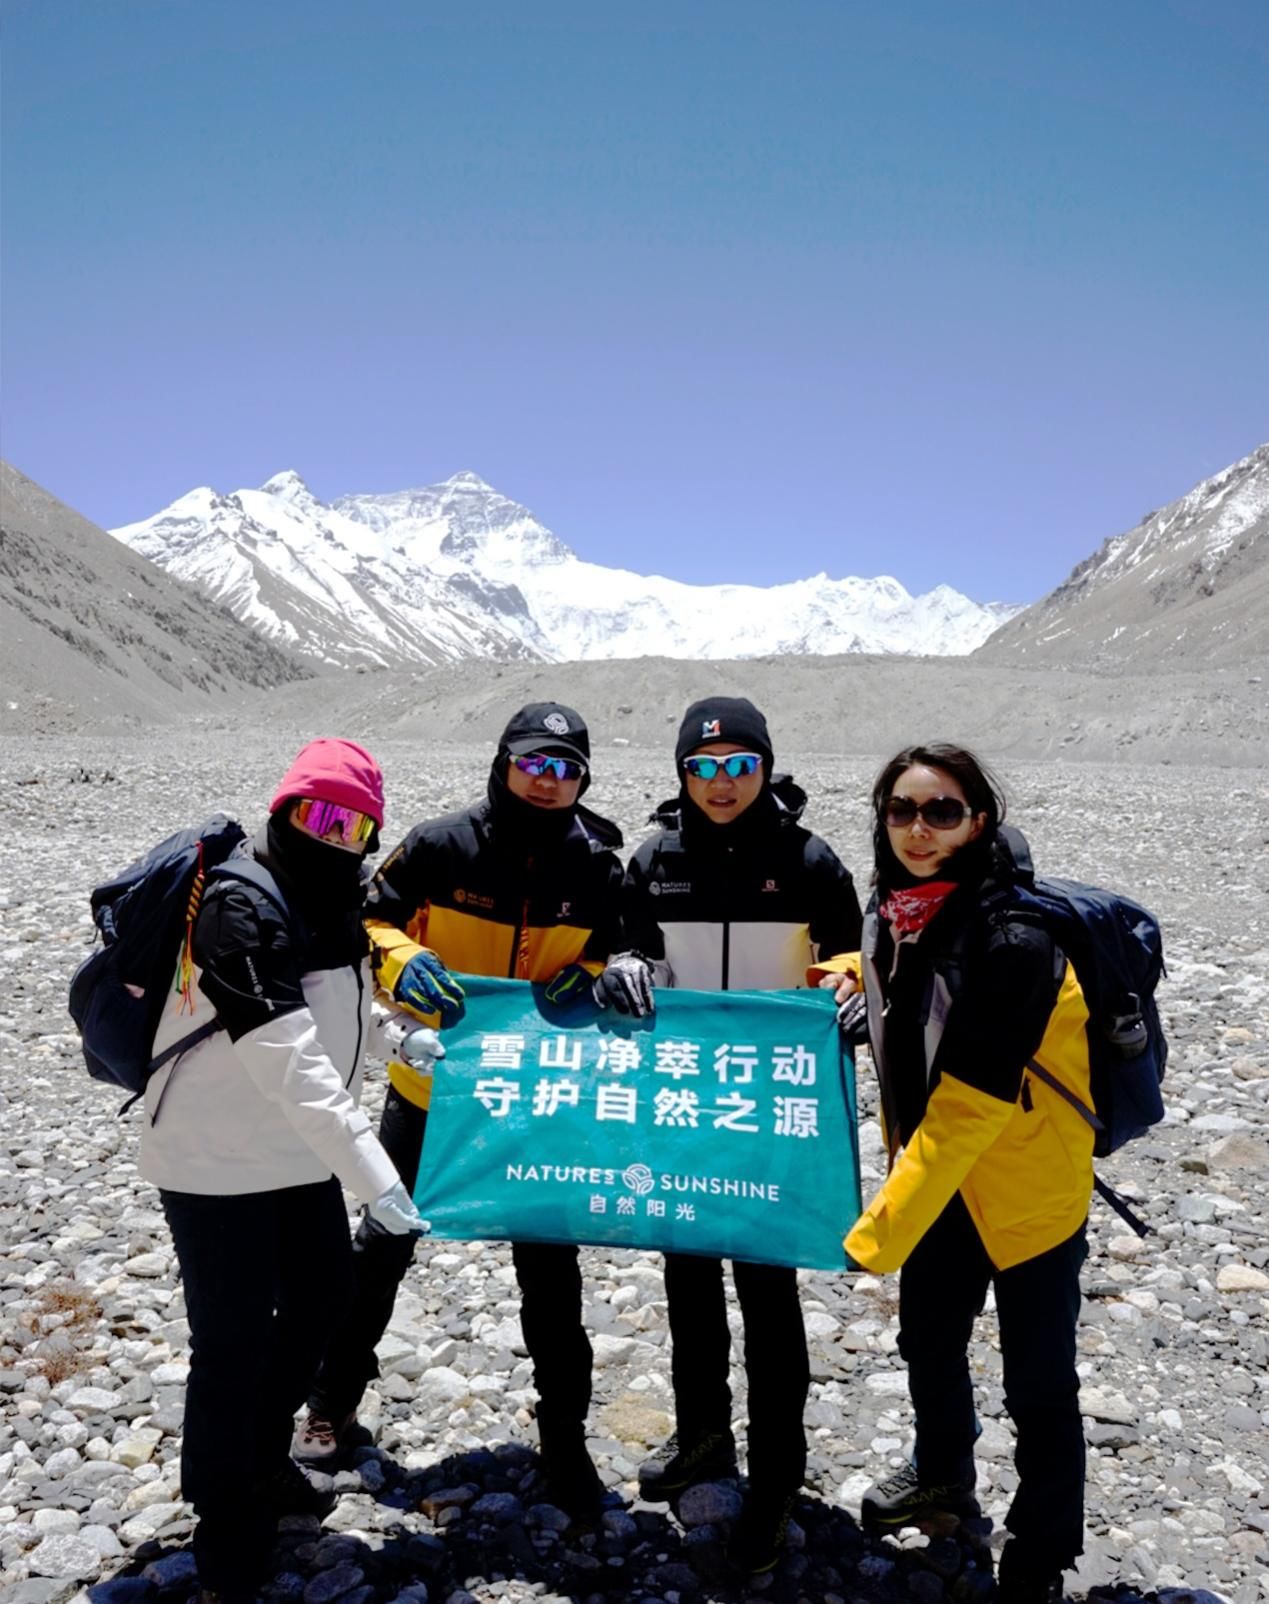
293, 796, 376, 844
682, 752, 763, 781
881, 795, 973, 831
511, 752, 587, 782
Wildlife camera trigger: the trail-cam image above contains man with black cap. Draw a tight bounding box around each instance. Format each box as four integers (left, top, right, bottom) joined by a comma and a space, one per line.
295, 702, 633, 1522
622, 696, 863, 1573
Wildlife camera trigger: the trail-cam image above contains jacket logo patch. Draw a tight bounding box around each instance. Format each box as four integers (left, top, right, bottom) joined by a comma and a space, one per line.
650, 880, 692, 897
762, 879, 779, 893
558, 901, 572, 918
453, 888, 496, 911
701, 718, 722, 738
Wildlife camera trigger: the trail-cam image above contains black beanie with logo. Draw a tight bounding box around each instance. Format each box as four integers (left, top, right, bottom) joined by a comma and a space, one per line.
674, 697, 774, 772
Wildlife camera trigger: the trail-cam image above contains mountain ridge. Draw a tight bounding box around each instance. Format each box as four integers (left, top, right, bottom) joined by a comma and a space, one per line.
979, 442, 1269, 665
112, 473, 1018, 667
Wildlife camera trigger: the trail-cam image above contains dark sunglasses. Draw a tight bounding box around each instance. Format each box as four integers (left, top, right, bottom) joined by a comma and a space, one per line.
683, 752, 763, 780
512, 752, 587, 782
882, 795, 974, 831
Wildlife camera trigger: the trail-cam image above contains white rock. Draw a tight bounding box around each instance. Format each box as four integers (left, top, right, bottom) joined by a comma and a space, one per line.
27, 1531, 103, 1579
591, 1334, 637, 1367
117, 1501, 185, 1543
123, 1252, 169, 1277
66, 1386, 122, 1412
32, 1508, 81, 1534
414, 1367, 472, 1410
1216, 1263, 1269, 1293
1080, 1387, 1136, 1425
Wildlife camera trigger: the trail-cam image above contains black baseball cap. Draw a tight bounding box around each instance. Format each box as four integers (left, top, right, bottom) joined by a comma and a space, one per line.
498, 702, 591, 766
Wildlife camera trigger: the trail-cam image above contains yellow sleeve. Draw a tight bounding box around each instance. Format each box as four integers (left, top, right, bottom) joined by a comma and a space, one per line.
844, 1070, 1014, 1273
366, 918, 442, 1026
807, 950, 862, 988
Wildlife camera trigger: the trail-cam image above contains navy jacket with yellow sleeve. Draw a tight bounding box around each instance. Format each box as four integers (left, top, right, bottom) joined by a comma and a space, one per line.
811, 830, 1094, 1274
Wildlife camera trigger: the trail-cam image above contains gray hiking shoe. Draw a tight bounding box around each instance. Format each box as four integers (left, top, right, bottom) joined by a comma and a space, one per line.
860, 1461, 980, 1532
638, 1430, 738, 1501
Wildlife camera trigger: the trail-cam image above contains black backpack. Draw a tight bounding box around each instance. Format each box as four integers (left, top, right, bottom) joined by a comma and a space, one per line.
69, 815, 291, 1110
981, 826, 1168, 1233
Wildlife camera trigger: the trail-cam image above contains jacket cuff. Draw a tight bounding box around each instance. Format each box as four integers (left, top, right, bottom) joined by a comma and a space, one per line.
807, 951, 862, 987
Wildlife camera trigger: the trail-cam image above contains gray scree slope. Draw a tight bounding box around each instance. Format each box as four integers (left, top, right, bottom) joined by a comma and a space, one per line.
0, 461, 311, 732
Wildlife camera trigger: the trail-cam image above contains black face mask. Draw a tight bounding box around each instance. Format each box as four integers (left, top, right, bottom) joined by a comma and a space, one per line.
678, 777, 779, 850
486, 758, 579, 850
263, 815, 369, 914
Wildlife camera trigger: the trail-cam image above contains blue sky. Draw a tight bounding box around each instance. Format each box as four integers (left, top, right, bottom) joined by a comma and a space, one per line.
3, 0, 1267, 601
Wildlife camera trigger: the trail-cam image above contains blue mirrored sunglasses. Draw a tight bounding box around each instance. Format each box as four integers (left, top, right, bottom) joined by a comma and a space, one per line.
682, 752, 763, 780
512, 752, 587, 781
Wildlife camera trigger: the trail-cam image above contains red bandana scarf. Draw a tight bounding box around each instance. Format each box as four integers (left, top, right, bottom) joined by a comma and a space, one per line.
878, 880, 958, 937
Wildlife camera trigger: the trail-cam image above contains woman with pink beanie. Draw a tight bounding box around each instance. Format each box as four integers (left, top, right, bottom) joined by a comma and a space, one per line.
140, 739, 424, 1604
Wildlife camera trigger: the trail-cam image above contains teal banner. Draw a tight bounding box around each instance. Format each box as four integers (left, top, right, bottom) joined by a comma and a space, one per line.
413, 977, 860, 1271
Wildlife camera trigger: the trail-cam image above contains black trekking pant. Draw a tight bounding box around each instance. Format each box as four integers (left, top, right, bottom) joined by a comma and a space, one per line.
310, 1086, 594, 1447
897, 1193, 1088, 1571
663, 1251, 809, 1494
161, 1177, 353, 1593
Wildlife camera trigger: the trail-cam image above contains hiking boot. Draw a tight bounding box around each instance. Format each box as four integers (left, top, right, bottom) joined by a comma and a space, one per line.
638, 1430, 738, 1501
859, 1462, 979, 1533
540, 1437, 606, 1528
258, 1459, 338, 1520
291, 1408, 359, 1465
726, 1486, 797, 1575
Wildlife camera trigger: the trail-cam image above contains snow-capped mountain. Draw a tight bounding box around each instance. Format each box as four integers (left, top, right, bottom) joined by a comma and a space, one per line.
113, 471, 1019, 668
980, 443, 1269, 665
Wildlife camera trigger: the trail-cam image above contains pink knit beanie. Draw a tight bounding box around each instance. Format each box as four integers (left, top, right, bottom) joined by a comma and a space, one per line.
269, 738, 385, 827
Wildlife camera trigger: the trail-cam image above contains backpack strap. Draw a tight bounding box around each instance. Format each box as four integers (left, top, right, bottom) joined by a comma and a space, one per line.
139, 858, 297, 1097
1025, 1059, 1152, 1238
1093, 1175, 1152, 1238
1025, 1056, 1103, 1134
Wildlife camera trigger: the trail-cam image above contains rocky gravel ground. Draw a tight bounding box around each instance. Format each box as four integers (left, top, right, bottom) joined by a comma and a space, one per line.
0, 732, 1266, 1604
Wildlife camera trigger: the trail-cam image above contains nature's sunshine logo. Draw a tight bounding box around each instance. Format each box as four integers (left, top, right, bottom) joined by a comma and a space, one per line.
622, 1163, 655, 1196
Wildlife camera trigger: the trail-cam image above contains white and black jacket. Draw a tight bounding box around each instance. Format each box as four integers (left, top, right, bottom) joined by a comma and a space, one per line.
622, 779, 863, 991
139, 824, 399, 1202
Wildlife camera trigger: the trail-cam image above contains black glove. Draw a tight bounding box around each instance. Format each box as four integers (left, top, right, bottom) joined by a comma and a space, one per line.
593, 953, 655, 1017
836, 992, 868, 1045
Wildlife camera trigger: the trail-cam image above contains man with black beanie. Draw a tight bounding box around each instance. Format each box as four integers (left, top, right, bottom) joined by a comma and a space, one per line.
295, 702, 628, 1523
622, 696, 863, 1573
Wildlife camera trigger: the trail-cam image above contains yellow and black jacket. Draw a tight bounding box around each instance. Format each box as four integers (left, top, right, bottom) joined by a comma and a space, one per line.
814, 830, 1094, 1274
367, 785, 624, 1110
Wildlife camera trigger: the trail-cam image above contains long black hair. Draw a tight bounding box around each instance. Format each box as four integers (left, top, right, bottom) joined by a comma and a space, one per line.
871, 742, 1007, 886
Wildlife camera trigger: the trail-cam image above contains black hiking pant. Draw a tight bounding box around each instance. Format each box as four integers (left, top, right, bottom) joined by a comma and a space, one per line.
898, 1192, 1088, 1570
161, 1177, 352, 1593
663, 1251, 810, 1494
309, 1085, 594, 1450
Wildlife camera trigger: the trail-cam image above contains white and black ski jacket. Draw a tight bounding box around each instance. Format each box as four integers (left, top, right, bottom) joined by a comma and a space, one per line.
139, 826, 399, 1202
622, 780, 863, 991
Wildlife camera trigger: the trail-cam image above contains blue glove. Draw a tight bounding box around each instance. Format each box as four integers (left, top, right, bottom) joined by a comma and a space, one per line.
394, 950, 465, 1025
543, 964, 595, 1007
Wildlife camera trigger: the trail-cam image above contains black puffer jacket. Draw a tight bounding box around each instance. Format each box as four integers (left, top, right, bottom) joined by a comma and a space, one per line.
622, 778, 862, 991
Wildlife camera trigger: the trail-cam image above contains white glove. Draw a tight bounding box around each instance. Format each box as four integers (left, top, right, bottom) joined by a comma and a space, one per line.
400, 1026, 445, 1069
366, 1181, 429, 1237
593, 952, 655, 1017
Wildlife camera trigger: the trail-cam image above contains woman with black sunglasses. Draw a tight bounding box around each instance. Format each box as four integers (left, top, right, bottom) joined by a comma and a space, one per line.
623, 695, 863, 1575
818, 743, 1093, 1604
